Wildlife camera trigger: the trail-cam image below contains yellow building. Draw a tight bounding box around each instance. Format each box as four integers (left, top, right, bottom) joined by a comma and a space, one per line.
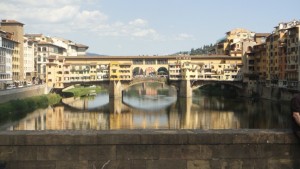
216, 28, 256, 57
45, 55, 243, 90
253, 43, 267, 83
286, 24, 300, 88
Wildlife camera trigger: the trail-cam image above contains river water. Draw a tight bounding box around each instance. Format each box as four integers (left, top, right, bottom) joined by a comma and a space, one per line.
0, 83, 292, 131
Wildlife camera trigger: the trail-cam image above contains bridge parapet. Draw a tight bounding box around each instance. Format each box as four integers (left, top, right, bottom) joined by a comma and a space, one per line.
128, 76, 167, 86
0, 130, 298, 169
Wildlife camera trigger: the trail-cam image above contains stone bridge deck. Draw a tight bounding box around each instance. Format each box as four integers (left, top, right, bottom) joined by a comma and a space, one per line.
0, 129, 299, 169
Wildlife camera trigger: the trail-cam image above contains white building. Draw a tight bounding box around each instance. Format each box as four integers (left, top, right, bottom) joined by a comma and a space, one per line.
0, 30, 15, 89
52, 37, 89, 56
24, 34, 89, 81
23, 37, 35, 81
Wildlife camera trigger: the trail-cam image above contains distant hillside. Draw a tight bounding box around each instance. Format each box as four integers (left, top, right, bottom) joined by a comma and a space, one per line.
86, 52, 106, 56
190, 44, 215, 55
172, 51, 190, 55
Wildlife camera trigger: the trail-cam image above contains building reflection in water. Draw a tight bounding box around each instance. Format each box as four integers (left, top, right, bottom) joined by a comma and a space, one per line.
4, 84, 290, 131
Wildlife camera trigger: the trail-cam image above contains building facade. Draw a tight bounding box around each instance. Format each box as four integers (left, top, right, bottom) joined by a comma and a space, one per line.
25, 34, 89, 82
286, 22, 300, 88
0, 30, 17, 89
23, 37, 35, 82
0, 20, 24, 83
216, 28, 256, 57
45, 55, 243, 89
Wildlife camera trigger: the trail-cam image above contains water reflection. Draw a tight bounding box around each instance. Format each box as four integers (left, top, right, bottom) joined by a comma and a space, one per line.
1, 84, 291, 131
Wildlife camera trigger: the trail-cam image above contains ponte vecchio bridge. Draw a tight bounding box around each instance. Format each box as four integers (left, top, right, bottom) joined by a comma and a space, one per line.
46, 55, 244, 97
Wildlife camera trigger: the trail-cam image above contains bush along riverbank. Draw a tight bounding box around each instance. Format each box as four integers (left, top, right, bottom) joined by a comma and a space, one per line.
62, 85, 103, 97
0, 93, 61, 124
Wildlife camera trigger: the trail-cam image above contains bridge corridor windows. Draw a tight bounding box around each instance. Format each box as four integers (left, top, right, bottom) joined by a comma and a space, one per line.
157, 59, 167, 64
133, 59, 143, 65
145, 59, 156, 65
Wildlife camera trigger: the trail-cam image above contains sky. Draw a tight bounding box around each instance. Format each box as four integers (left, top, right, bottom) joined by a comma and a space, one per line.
1, 0, 300, 56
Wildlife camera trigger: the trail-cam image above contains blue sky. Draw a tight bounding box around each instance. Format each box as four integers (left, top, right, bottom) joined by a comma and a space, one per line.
1, 0, 299, 55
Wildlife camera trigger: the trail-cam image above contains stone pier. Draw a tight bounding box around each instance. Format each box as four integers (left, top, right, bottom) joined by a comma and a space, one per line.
178, 80, 193, 97
109, 80, 123, 98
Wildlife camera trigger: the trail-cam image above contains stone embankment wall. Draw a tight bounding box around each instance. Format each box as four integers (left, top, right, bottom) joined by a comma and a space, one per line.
0, 130, 299, 169
243, 85, 298, 101
0, 85, 47, 104
260, 86, 298, 101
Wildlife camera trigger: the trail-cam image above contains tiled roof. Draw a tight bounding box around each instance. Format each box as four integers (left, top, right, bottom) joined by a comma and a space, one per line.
24, 34, 43, 37
255, 33, 271, 37
1, 19, 24, 25
75, 43, 89, 48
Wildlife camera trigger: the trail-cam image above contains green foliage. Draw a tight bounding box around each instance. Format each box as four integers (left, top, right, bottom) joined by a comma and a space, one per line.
0, 94, 61, 124
190, 44, 215, 55
46, 93, 62, 105
63, 85, 103, 97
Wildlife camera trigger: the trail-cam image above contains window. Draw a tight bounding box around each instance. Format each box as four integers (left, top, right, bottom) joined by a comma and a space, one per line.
133, 59, 143, 65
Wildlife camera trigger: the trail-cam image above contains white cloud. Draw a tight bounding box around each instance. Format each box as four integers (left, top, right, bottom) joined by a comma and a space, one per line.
129, 19, 148, 27
0, 0, 162, 40
175, 33, 194, 40
132, 29, 157, 37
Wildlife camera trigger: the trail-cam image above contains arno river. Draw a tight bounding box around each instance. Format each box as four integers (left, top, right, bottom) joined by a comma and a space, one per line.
0, 83, 292, 131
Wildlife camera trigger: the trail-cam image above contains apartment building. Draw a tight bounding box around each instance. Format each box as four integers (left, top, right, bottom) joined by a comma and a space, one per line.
0, 19, 24, 83
0, 30, 17, 89
216, 28, 256, 57
23, 37, 35, 81
25, 34, 89, 81
51, 37, 88, 56
286, 22, 300, 88
253, 43, 267, 82
257, 20, 300, 88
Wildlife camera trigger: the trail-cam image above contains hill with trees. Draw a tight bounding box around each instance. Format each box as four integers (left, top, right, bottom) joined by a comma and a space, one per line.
190, 44, 216, 55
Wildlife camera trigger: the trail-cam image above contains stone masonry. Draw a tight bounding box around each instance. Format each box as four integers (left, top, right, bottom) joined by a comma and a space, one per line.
0, 129, 299, 169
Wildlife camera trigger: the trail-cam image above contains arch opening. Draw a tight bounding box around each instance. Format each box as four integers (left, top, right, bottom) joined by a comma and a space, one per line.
133, 67, 144, 77
145, 67, 156, 76
157, 67, 168, 77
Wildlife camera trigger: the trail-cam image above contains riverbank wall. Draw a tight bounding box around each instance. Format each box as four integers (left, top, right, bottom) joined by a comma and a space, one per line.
0, 85, 47, 104
0, 130, 299, 169
243, 85, 299, 102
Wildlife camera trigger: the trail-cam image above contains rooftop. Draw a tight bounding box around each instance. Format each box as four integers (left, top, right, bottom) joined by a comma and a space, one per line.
1, 19, 24, 26
255, 33, 271, 37
75, 43, 89, 48
64, 54, 239, 60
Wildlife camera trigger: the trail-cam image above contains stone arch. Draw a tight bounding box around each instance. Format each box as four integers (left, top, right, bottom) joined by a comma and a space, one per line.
133, 67, 144, 77
192, 81, 243, 90
157, 67, 168, 77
